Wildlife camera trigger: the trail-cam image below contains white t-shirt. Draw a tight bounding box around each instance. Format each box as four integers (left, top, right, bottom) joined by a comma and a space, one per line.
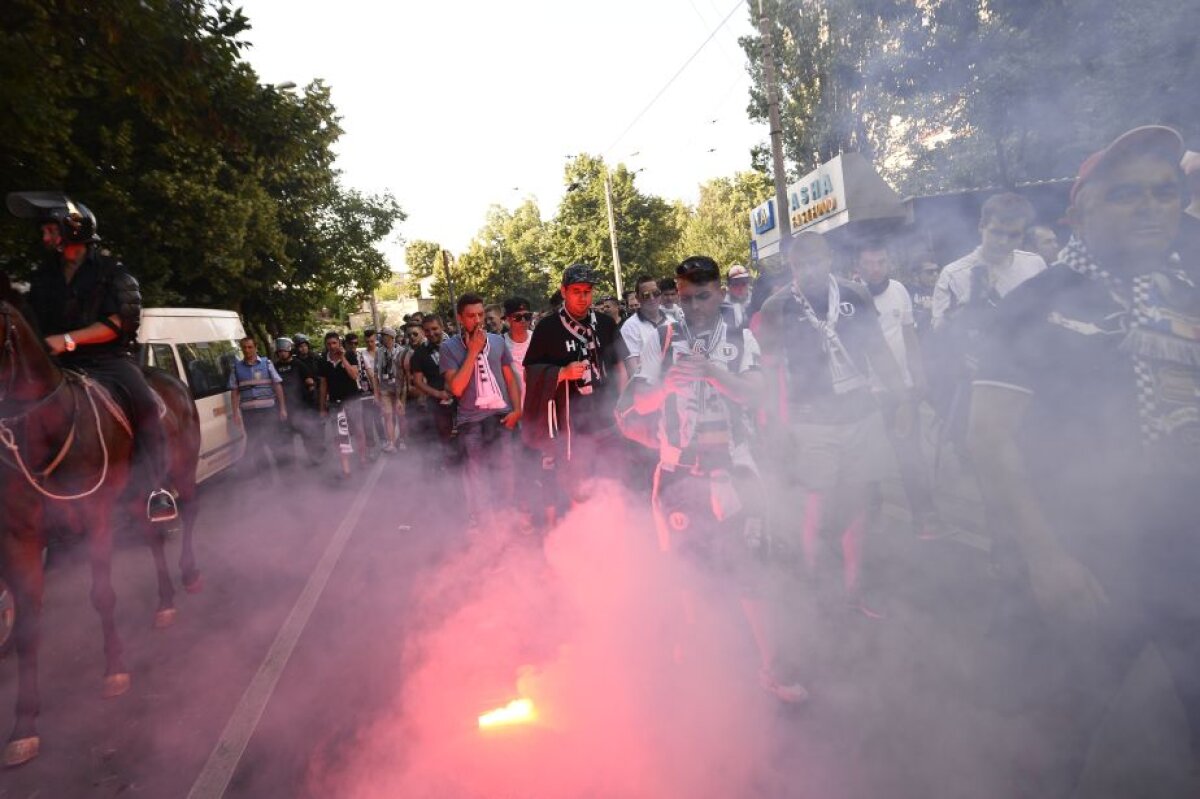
504, 332, 531, 405
931, 247, 1046, 329
869, 279, 914, 389
620, 311, 668, 384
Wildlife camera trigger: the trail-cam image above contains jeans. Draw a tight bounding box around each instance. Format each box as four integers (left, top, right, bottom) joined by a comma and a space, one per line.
456, 414, 512, 522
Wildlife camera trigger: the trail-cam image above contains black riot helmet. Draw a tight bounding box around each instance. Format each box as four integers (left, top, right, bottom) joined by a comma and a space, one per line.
6, 191, 101, 245
292, 333, 310, 349
274, 337, 294, 353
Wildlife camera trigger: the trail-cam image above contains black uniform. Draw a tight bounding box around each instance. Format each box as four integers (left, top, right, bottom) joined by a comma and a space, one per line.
27, 249, 167, 485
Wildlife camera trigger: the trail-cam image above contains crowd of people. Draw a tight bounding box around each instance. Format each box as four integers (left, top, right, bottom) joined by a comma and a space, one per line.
220, 124, 1200, 789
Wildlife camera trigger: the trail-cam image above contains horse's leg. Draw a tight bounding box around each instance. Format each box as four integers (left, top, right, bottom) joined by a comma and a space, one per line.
3, 533, 45, 767
143, 514, 177, 629
177, 500, 202, 594
88, 505, 130, 698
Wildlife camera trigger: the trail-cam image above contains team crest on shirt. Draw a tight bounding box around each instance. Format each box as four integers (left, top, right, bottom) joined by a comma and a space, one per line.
713, 342, 738, 362
840, 302, 856, 316
668, 511, 690, 531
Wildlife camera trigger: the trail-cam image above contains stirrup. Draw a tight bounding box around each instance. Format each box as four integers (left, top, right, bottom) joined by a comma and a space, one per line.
147, 489, 179, 523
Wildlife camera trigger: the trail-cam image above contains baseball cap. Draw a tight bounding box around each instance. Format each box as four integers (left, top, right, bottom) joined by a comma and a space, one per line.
728, 264, 751, 281
380, 326, 396, 337
1070, 126, 1185, 205
561, 263, 598, 286
503, 298, 531, 316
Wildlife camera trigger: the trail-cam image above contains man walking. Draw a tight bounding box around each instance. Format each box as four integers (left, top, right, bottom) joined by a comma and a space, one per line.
522, 264, 624, 522
230, 336, 288, 478
441, 293, 522, 525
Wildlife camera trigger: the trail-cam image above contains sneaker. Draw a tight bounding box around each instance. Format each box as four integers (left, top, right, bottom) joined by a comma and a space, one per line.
381, 442, 397, 454
760, 669, 809, 705
147, 489, 179, 523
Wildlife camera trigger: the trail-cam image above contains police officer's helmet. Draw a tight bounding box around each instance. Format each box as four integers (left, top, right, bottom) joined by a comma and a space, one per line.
274, 337, 294, 353
6, 191, 101, 244
292, 333, 310, 348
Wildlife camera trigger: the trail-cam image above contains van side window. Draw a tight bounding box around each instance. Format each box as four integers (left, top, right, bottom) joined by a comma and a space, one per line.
144, 343, 180, 377
178, 340, 240, 399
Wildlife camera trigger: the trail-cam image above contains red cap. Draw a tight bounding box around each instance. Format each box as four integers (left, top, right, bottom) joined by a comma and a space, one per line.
1070, 126, 1185, 206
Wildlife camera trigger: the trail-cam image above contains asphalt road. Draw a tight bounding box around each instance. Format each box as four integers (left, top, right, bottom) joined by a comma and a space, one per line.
0, 431, 1191, 798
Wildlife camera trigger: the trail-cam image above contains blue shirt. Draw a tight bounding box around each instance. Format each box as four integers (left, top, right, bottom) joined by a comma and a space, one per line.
440, 332, 513, 424
229, 356, 282, 410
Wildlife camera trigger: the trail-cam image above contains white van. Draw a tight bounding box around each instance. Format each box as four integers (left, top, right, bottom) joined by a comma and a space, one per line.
138, 308, 247, 483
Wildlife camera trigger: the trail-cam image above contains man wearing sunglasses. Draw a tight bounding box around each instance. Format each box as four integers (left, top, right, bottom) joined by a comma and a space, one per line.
620, 274, 670, 384
502, 297, 533, 406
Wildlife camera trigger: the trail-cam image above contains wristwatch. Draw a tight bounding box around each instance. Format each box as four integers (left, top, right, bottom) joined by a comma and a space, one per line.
63, 333, 77, 352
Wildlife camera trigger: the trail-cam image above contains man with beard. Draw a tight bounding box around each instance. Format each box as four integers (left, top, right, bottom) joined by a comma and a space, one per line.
317, 331, 364, 478
970, 126, 1200, 791
630, 255, 807, 704
522, 263, 624, 524
855, 244, 941, 539
441, 294, 522, 525
758, 232, 913, 618
410, 314, 456, 462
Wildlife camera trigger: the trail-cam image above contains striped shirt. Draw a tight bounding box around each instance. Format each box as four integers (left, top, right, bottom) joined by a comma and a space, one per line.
229, 356, 282, 410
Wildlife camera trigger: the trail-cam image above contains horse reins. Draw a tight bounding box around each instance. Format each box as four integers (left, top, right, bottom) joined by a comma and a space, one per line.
0, 304, 113, 501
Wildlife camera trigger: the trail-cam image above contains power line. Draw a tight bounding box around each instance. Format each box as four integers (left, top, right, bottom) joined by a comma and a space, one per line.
603, 0, 744, 157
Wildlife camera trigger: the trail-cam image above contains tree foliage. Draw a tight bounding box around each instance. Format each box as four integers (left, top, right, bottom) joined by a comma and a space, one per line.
740, 0, 1200, 194
674, 171, 772, 269
0, 0, 404, 334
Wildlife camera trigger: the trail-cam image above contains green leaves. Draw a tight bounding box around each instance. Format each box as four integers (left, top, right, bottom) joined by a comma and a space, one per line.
0, 0, 404, 336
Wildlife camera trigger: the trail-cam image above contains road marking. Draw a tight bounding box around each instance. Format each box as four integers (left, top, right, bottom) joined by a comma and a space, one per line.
187, 459, 386, 799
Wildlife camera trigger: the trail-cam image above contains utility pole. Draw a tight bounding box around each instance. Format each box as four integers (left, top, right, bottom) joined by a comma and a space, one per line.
439, 249, 457, 313
756, 0, 791, 242
603, 171, 624, 299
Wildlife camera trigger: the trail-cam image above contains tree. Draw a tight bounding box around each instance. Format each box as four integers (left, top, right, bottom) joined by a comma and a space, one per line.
453, 199, 555, 307
404, 240, 442, 280
674, 171, 773, 269
547, 154, 682, 294
0, 0, 404, 335
740, 0, 1200, 196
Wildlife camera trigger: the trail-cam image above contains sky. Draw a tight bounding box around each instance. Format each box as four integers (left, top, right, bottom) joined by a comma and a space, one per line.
236, 0, 768, 270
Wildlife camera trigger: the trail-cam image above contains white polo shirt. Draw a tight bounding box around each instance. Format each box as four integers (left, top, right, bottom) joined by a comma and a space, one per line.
620, 311, 668, 384
931, 247, 1046, 330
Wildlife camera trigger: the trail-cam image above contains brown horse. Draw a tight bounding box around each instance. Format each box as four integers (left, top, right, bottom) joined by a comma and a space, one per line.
0, 298, 202, 767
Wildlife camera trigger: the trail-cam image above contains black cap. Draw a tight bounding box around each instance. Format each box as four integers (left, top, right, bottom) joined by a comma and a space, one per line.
503, 298, 531, 316
561, 263, 598, 286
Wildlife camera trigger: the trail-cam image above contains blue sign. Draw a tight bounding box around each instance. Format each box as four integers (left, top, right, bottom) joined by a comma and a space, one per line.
752, 201, 775, 235
749, 240, 759, 264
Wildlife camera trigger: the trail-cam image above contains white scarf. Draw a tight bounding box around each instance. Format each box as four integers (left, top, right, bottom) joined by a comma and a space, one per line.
792, 274, 869, 395
469, 332, 506, 410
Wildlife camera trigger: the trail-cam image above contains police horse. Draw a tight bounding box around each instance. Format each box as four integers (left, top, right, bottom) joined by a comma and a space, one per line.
0, 294, 202, 766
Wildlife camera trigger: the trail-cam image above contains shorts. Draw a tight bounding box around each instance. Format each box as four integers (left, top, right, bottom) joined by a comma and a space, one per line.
788, 410, 892, 492
652, 464, 766, 595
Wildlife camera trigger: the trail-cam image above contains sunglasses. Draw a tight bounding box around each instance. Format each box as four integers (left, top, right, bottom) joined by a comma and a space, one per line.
639, 290, 662, 300
508, 312, 533, 322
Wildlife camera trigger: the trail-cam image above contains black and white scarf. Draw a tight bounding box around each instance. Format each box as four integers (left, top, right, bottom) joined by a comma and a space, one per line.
558, 306, 606, 390
466, 332, 506, 410
1058, 236, 1200, 453
792, 275, 869, 395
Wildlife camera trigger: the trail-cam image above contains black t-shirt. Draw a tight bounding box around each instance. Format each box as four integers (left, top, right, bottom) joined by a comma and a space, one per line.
320, 351, 361, 403
524, 310, 621, 434
758, 278, 884, 421
410, 340, 447, 393
974, 265, 1198, 601
27, 250, 127, 359
293, 352, 322, 408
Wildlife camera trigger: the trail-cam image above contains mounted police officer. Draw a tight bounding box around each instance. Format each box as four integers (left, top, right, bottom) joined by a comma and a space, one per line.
6, 192, 176, 521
